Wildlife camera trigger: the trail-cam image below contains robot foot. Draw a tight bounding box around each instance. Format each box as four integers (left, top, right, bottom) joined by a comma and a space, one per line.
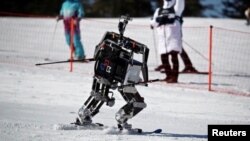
116, 109, 134, 130
77, 106, 93, 125
75, 116, 92, 125
118, 122, 132, 130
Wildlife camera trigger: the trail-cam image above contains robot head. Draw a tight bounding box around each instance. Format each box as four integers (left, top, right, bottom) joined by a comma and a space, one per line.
163, 0, 176, 9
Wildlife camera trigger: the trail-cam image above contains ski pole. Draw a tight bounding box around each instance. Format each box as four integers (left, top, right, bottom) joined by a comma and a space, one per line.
45, 21, 59, 61
182, 40, 209, 63
152, 28, 159, 65
35, 58, 95, 66
119, 78, 164, 88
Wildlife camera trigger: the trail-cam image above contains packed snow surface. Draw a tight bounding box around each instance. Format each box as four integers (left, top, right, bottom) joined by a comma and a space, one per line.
0, 17, 250, 141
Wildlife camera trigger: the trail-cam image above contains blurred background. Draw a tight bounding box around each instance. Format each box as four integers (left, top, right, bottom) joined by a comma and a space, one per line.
0, 0, 249, 18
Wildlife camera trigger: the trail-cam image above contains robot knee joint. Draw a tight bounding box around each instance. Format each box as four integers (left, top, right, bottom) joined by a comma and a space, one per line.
133, 102, 147, 109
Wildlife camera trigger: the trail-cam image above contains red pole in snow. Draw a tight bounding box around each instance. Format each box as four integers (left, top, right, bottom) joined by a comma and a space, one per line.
70, 18, 75, 72
208, 25, 213, 91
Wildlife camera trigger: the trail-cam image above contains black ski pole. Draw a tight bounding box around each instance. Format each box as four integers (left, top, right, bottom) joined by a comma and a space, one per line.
182, 40, 209, 62
119, 78, 164, 88
35, 58, 95, 66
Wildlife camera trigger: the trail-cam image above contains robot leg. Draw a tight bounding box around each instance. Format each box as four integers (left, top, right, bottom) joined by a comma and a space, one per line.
115, 86, 146, 129
77, 78, 115, 125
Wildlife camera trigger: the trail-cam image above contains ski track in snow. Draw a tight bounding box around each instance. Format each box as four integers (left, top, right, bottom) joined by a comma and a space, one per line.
0, 17, 250, 141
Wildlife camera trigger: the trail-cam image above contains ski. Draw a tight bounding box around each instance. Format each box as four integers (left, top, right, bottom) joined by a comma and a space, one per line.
54, 121, 162, 135
159, 70, 208, 75
141, 128, 162, 135
35, 58, 95, 66
106, 127, 162, 135
149, 69, 209, 75
128, 128, 162, 135
53, 122, 105, 130
179, 71, 209, 75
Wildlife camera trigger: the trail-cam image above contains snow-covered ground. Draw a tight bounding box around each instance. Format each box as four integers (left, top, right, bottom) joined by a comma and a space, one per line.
0, 17, 250, 141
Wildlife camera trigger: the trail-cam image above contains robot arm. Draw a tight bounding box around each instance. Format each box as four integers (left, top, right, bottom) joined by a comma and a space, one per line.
141, 47, 149, 83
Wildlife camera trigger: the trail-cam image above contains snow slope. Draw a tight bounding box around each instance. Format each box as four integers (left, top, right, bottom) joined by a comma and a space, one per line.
0, 17, 250, 141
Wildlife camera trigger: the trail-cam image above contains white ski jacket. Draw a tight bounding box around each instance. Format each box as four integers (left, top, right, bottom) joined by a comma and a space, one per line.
150, 0, 185, 54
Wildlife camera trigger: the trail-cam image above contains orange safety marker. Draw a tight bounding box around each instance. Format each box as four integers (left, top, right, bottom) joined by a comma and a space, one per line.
70, 18, 75, 72
208, 25, 213, 91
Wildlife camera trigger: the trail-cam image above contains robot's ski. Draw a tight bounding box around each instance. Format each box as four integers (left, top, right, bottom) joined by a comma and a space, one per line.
124, 128, 162, 135
53, 122, 105, 130
54, 122, 162, 135
179, 71, 209, 75
105, 127, 162, 135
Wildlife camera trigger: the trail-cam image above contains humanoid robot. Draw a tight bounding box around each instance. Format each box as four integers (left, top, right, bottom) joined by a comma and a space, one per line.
76, 15, 150, 131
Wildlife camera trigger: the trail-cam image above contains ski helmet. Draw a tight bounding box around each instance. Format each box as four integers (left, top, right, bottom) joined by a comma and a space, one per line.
163, 0, 176, 9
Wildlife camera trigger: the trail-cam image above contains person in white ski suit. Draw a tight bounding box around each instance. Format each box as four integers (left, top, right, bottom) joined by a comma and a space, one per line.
150, 0, 184, 83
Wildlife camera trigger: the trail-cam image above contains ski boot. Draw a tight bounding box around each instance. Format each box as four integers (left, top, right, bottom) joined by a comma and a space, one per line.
181, 66, 198, 73
115, 109, 133, 130
76, 106, 92, 125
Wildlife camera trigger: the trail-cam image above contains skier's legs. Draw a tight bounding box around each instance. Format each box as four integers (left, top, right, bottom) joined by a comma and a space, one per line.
73, 33, 85, 59
64, 32, 85, 59
168, 51, 179, 83
116, 86, 146, 129
180, 22, 198, 72
180, 48, 198, 73
65, 32, 76, 58
180, 48, 192, 68
161, 53, 171, 80
154, 54, 165, 71
154, 27, 168, 72
65, 32, 71, 46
